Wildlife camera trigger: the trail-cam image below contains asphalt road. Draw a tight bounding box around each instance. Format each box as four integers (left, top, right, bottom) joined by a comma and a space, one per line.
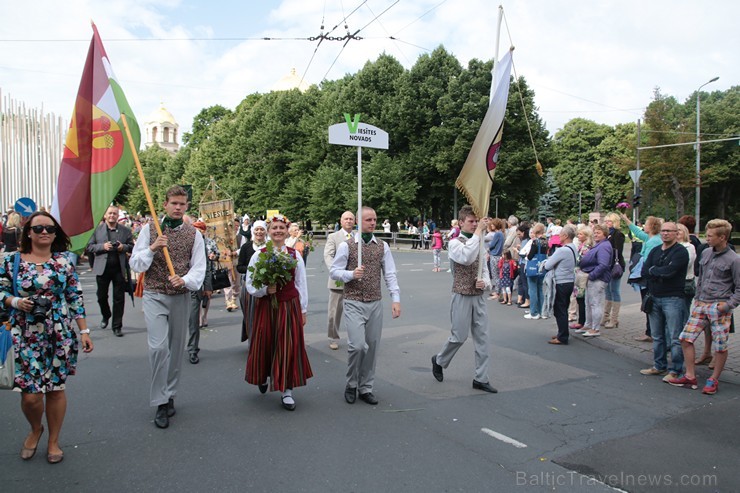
1, 247, 737, 493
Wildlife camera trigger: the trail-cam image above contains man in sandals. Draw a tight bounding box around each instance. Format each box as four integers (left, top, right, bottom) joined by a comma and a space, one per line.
668, 219, 739, 395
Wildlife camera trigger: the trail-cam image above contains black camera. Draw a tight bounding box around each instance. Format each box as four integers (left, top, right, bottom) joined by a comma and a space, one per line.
111, 241, 121, 249
30, 296, 52, 319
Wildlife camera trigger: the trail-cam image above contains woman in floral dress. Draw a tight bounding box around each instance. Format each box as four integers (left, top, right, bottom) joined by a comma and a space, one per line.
0, 211, 92, 464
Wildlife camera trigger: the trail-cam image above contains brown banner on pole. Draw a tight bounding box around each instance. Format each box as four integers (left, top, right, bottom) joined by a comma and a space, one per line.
200, 198, 236, 269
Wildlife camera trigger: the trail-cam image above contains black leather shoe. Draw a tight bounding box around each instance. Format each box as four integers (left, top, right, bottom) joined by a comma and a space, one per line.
258, 383, 268, 394
431, 355, 443, 382
281, 396, 296, 411
166, 398, 176, 417
100, 319, 109, 329
358, 392, 378, 405
344, 386, 357, 404
113, 327, 123, 337
154, 404, 169, 429
189, 353, 199, 364
472, 380, 498, 393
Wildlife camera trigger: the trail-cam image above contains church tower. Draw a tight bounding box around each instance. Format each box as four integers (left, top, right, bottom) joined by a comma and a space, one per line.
144, 102, 179, 154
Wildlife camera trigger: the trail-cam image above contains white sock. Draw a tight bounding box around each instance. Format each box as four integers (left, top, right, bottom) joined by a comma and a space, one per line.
282, 390, 294, 405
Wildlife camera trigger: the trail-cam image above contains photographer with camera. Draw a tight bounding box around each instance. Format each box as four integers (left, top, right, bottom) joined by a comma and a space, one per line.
86, 205, 134, 337
0, 211, 92, 464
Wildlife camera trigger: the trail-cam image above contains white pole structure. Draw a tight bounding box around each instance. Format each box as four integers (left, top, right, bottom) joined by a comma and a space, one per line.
695, 76, 719, 234
357, 145, 363, 266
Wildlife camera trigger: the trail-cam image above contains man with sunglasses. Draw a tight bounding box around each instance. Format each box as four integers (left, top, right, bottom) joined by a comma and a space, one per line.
86, 205, 134, 337
638, 222, 689, 382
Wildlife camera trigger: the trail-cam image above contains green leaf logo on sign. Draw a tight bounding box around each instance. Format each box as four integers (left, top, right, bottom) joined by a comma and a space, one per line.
344, 113, 361, 134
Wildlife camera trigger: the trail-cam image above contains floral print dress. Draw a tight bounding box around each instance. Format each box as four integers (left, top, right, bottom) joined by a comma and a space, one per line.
0, 252, 85, 393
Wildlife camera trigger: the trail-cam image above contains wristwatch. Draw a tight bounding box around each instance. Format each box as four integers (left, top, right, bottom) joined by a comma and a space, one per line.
80, 329, 91, 334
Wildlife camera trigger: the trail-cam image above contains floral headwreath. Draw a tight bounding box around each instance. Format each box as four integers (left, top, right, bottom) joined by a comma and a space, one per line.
266, 213, 290, 226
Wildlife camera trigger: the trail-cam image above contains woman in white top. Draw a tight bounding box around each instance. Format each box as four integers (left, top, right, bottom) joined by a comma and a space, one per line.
675, 223, 696, 321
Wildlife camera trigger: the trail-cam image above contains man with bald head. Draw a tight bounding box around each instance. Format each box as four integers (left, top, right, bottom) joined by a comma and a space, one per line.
87, 205, 134, 337
639, 221, 689, 381
324, 210, 356, 350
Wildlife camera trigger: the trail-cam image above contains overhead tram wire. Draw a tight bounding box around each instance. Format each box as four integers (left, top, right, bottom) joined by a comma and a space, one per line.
364, 2, 411, 65
321, 0, 400, 82
299, 0, 368, 87
393, 0, 450, 36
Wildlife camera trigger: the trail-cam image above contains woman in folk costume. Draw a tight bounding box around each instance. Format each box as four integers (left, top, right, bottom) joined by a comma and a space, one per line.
245, 214, 312, 411
236, 220, 267, 345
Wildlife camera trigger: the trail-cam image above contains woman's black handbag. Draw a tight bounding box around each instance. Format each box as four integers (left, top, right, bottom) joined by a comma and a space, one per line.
210, 263, 231, 291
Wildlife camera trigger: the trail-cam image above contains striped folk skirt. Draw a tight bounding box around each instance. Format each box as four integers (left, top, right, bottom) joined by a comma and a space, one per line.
239, 283, 257, 342
245, 295, 313, 392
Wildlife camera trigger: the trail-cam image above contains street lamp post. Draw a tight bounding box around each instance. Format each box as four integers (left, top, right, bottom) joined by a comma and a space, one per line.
695, 76, 719, 234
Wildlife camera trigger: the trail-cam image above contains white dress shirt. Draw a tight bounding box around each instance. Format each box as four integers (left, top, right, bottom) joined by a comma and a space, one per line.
129, 223, 206, 292
329, 235, 401, 303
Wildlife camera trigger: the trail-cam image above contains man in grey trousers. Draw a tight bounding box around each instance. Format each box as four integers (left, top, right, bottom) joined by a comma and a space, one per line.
130, 186, 206, 429
431, 205, 497, 393
324, 210, 355, 350
331, 207, 401, 406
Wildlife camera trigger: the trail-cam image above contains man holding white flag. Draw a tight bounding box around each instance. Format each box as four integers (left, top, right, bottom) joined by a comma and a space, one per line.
432, 49, 513, 392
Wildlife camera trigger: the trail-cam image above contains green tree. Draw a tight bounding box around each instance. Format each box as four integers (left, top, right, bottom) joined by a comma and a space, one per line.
551, 118, 613, 217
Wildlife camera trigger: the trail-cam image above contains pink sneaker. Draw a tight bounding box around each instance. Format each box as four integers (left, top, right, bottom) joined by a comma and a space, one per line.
569, 323, 583, 330
667, 374, 698, 389
702, 378, 718, 395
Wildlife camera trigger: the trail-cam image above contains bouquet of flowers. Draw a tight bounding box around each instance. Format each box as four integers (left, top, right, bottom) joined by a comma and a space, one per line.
248, 241, 298, 308
616, 202, 630, 213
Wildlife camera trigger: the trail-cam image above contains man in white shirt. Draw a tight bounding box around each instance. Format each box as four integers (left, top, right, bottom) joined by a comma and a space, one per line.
324, 211, 355, 350
331, 207, 401, 405
130, 186, 206, 429
432, 205, 497, 393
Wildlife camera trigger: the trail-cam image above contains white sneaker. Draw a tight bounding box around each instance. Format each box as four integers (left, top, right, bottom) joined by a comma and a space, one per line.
524, 313, 541, 320
540, 316, 549, 320
574, 328, 587, 334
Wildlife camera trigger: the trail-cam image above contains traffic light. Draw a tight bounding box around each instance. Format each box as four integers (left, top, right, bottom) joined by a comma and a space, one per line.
633, 190, 641, 208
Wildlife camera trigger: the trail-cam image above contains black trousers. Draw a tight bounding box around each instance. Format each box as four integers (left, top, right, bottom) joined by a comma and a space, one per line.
577, 296, 586, 325
96, 265, 126, 330
554, 282, 574, 343
640, 288, 651, 336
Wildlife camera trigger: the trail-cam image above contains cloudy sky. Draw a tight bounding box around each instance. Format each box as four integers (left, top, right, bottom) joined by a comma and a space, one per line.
1, 0, 737, 139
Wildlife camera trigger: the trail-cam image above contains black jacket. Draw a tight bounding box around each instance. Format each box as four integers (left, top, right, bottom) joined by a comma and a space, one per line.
644, 242, 689, 298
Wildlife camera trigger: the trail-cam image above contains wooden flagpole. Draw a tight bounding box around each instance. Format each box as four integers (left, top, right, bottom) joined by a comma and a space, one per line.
121, 113, 175, 276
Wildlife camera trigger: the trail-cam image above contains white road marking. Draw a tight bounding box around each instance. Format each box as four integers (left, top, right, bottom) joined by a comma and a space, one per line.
480, 428, 528, 448
401, 263, 414, 266
410, 269, 423, 272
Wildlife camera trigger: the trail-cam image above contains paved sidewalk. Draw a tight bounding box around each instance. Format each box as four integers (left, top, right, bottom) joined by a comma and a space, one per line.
579, 300, 739, 385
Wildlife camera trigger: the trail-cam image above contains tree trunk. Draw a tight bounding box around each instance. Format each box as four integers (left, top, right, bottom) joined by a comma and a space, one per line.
713, 184, 729, 219
670, 175, 685, 218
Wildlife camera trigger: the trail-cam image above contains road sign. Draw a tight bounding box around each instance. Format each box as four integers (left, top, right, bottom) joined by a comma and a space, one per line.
328, 114, 388, 150
14, 197, 37, 217
628, 170, 643, 183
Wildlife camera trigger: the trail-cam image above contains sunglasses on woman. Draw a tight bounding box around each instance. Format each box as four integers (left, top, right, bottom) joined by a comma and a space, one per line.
31, 225, 57, 234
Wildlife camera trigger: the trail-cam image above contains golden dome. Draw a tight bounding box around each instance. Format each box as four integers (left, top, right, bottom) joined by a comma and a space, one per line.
146, 103, 178, 126
272, 68, 310, 92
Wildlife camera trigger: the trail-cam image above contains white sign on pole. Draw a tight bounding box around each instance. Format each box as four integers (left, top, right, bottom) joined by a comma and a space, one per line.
328, 114, 389, 150
628, 170, 643, 183
328, 114, 389, 267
